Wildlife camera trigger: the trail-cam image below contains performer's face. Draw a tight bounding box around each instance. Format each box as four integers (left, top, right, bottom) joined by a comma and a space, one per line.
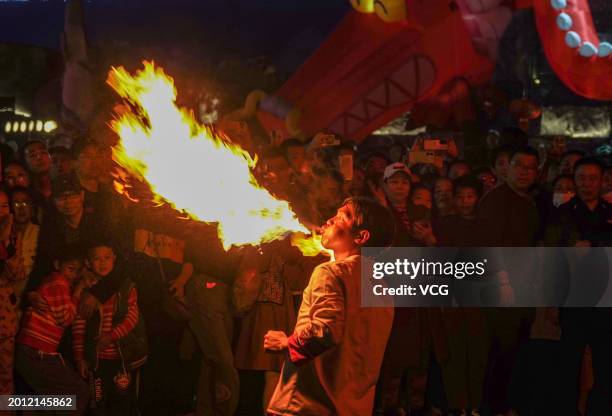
321, 203, 359, 253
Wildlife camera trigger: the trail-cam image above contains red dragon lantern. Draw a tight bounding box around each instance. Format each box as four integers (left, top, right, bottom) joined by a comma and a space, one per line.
241, 0, 610, 142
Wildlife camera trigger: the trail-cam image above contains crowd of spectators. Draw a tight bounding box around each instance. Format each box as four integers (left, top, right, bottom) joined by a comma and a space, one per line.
0, 122, 610, 416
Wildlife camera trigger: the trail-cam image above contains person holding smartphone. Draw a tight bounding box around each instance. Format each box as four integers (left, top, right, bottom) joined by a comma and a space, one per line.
369, 163, 412, 244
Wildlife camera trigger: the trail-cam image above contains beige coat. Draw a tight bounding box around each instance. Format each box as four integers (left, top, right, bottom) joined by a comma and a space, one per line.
267, 255, 393, 416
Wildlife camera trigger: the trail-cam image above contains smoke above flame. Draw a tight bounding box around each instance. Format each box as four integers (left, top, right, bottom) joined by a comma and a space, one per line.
107, 61, 328, 256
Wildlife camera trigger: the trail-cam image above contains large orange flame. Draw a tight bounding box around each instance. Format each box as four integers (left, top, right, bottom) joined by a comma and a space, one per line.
107, 61, 329, 257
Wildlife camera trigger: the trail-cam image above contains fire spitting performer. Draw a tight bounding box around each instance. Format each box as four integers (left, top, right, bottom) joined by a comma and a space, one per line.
264, 197, 396, 415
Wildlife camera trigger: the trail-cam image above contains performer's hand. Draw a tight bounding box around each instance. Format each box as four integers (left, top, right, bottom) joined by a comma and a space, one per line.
264, 330, 288, 351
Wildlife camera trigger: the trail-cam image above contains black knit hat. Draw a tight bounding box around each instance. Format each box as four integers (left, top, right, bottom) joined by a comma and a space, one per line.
52, 172, 82, 197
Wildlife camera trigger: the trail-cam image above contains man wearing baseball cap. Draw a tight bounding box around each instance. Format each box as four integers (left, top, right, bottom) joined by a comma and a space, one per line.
26, 172, 103, 301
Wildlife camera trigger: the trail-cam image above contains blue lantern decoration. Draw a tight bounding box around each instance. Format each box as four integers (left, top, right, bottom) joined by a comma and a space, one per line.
565, 31, 581, 48
556, 13, 572, 31
579, 42, 598, 57
598, 42, 612, 57
551, 0, 567, 10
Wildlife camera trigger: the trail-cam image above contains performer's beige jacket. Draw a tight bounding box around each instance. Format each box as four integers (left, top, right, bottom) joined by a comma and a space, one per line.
267, 254, 394, 416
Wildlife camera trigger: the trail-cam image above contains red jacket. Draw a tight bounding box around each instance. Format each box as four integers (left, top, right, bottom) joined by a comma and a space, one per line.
17, 273, 78, 353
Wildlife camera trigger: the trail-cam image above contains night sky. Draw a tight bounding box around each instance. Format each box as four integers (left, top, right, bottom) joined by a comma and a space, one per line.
0, 0, 350, 72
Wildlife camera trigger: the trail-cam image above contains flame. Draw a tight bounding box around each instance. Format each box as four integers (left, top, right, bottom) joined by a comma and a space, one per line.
107, 61, 327, 256
290, 232, 332, 258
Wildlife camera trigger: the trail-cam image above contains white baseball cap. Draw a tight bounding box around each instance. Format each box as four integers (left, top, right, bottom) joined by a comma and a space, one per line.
383, 162, 412, 180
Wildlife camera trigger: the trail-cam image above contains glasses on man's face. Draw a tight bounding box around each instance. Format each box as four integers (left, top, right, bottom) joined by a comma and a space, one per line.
12, 201, 31, 209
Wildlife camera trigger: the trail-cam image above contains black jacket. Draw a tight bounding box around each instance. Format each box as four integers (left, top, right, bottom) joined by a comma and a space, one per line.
546, 197, 612, 247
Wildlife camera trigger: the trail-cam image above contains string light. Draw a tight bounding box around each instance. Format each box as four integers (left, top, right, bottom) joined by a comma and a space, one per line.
43, 121, 58, 133
1, 120, 58, 135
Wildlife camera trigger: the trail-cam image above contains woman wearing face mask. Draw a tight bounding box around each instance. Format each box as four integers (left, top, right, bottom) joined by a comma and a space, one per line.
552, 175, 576, 208
540, 175, 575, 246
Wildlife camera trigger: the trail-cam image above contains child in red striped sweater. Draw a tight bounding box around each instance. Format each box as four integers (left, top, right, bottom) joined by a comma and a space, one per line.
73, 241, 142, 416
15, 244, 90, 414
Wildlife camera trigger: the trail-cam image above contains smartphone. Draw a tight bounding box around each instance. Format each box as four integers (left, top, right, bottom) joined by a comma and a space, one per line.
423, 139, 449, 151
408, 150, 436, 165
408, 204, 431, 222
320, 134, 341, 147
